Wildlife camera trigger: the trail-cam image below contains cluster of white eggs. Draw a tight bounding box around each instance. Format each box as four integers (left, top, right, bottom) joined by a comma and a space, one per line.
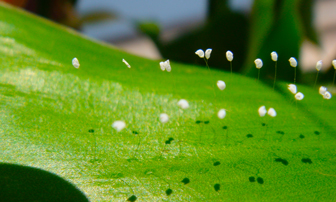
71, 50, 334, 132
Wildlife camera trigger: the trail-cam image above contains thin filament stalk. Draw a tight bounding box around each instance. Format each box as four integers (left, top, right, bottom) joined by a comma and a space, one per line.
273, 62, 277, 90
294, 67, 296, 84
204, 58, 217, 97
314, 71, 319, 88
257, 69, 260, 81
204, 59, 210, 71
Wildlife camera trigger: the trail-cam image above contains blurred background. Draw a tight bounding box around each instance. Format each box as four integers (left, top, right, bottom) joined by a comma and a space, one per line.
2, 0, 336, 85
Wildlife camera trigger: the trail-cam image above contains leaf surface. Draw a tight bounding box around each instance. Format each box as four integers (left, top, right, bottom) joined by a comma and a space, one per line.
0, 3, 335, 201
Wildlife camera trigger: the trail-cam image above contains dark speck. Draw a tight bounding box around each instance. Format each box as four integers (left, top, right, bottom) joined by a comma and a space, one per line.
204, 121, 210, 124
314, 131, 320, 135
276, 131, 284, 135
246, 134, 253, 138
132, 131, 139, 135
214, 184, 220, 192
181, 178, 190, 185
89, 159, 99, 163
299, 134, 305, 139
222, 126, 228, 129
249, 176, 255, 182
196, 120, 202, 124
126, 158, 138, 162
275, 158, 283, 163
88, 129, 94, 133
165, 137, 174, 144
281, 159, 288, 166
166, 189, 173, 196
257, 177, 264, 184
213, 161, 221, 166
282, 159, 288, 166
262, 123, 266, 126
274, 158, 289, 166
302, 158, 312, 164
127, 195, 137, 202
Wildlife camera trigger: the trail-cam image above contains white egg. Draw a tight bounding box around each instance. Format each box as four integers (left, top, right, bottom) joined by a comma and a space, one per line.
319, 86, 327, 95
267, 108, 277, 117
258, 106, 267, 117
195, 49, 205, 58
160, 60, 171, 72
288, 57, 297, 67
271, 51, 278, 62
159, 113, 169, 123
205, 48, 212, 60
165, 60, 171, 72
112, 121, 126, 132
216, 80, 226, 90
287, 84, 297, 94
72, 57, 80, 69
295, 92, 304, 101
254, 58, 263, 69
122, 59, 131, 68
217, 109, 226, 119
226, 50, 233, 62
316, 60, 322, 71
177, 99, 189, 109
323, 91, 332, 100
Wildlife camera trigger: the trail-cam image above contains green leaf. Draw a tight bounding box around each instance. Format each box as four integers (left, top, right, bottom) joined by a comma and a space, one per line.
297, 0, 319, 44
243, 0, 276, 72
243, 0, 318, 82
1, 3, 336, 201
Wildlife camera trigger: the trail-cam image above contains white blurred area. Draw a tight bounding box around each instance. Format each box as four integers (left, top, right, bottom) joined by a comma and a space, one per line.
300, 0, 336, 72
76, 0, 336, 72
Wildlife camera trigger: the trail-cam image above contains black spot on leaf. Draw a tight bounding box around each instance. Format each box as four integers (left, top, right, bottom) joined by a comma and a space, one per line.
214, 184, 220, 192
257, 177, 264, 184
132, 131, 139, 135
314, 131, 320, 135
196, 120, 202, 124
88, 129, 94, 133
249, 176, 255, 182
246, 134, 253, 138
213, 161, 221, 166
181, 178, 190, 185
204, 121, 210, 124
281, 159, 289, 166
274, 158, 289, 166
299, 134, 305, 139
302, 158, 312, 164
275, 158, 283, 163
261, 123, 266, 126
127, 195, 137, 201
222, 126, 228, 129
166, 188, 173, 196
165, 137, 174, 144
126, 158, 138, 162
276, 131, 284, 135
